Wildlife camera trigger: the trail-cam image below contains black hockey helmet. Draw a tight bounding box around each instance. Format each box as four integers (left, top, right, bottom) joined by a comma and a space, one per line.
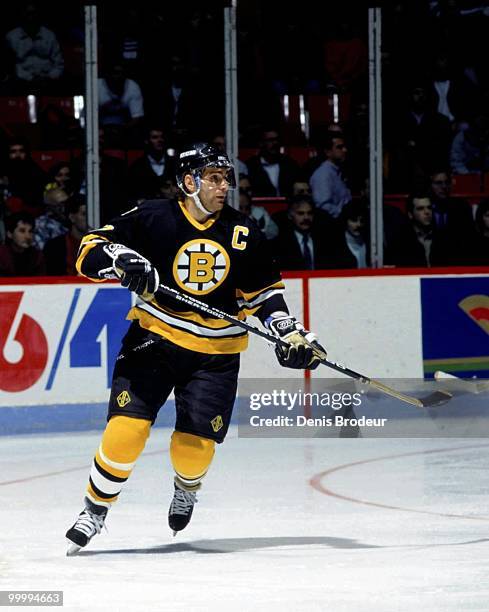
176, 142, 236, 194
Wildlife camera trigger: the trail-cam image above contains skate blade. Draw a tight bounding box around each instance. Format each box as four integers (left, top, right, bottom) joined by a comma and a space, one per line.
172, 530, 178, 537
66, 541, 82, 556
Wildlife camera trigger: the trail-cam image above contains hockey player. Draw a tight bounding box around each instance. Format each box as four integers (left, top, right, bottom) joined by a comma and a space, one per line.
65, 143, 326, 554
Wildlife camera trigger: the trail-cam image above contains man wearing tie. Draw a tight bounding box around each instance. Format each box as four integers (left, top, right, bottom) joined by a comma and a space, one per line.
272, 196, 330, 270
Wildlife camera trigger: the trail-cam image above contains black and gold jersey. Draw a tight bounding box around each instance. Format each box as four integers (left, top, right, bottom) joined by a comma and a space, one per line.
76, 199, 288, 354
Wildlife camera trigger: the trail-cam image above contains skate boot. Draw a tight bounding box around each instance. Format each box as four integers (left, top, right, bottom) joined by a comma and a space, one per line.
66, 497, 108, 555
168, 478, 199, 536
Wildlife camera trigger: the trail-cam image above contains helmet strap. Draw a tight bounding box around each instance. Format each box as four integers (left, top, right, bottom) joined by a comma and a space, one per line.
182, 172, 214, 216
189, 191, 214, 216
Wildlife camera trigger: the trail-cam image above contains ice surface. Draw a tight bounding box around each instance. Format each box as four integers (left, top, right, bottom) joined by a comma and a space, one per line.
1, 429, 489, 611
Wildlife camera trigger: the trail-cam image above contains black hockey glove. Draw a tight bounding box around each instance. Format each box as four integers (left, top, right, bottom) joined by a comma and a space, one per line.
266, 314, 327, 370
103, 244, 160, 296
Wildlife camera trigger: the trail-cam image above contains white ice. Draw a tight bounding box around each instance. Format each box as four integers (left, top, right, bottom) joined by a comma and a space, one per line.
1, 429, 489, 611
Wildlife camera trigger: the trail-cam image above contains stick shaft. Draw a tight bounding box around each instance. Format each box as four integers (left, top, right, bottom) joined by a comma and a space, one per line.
157, 283, 375, 378
154, 283, 446, 408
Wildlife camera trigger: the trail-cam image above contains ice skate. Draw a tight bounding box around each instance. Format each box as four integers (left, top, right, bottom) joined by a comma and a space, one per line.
168, 479, 198, 536
66, 497, 108, 555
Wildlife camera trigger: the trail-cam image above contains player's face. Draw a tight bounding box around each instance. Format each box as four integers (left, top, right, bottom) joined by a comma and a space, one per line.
199, 167, 231, 212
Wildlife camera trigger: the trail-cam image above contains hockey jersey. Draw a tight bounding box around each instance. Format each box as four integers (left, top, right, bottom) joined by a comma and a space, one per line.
76, 199, 287, 354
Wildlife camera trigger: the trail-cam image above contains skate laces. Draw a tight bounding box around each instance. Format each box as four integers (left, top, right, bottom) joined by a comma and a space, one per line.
74, 508, 107, 538
170, 488, 197, 516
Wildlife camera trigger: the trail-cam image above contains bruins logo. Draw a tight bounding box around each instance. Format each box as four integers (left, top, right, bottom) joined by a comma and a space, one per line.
173, 239, 230, 295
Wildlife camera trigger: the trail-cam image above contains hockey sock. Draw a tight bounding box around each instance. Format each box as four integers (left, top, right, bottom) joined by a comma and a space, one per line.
170, 431, 215, 492
86, 416, 151, 508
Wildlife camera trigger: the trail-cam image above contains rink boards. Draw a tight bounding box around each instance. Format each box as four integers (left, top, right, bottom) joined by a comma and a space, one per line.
0, 269, 488, 433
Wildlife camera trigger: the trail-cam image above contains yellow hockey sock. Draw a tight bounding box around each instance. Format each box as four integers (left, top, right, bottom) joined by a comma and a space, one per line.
87, 416, 151, 506
170, 431, 215, 491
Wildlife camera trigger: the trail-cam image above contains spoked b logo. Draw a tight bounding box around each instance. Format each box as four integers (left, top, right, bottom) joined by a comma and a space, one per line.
172, 239, 230, 295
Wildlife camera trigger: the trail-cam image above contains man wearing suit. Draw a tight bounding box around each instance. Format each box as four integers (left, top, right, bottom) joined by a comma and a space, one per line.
128, 126, 176, 202
428, 169, 475, 235
272, 196, 330, 270
246, 129, 300, 198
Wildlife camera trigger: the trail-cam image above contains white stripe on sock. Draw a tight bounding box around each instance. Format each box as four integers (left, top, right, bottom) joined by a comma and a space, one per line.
98, 445, 136, 471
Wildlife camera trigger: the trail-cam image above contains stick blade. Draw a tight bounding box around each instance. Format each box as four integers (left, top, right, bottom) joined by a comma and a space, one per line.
418, 390, 453, 408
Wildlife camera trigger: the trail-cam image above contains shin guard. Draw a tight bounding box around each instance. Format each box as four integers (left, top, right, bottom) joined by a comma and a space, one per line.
170, 431, 215, 492
87, 416, 151, 507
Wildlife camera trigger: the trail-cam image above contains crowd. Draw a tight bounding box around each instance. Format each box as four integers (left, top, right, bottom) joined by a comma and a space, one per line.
0, 1, 488, 276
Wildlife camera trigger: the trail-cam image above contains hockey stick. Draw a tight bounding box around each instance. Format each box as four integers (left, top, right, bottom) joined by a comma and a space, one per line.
153, 283, 452, 409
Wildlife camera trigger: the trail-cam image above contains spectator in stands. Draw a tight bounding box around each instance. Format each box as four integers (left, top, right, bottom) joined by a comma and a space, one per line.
159, 177, 178, 200
428, 169, 475, 235
310, 132, 351, 218
34, 187, 69, 250
468, 199, 489, 265
272, 195, 329, 270
211, 134, 248, 176
427, 52, 478, 125
387, 194, 456, 267
292, 181, 312, 197
45, 161, 78, 199
450, 114, 489, 174
324, 200, 369, 268
44, 198, 87, 275
238, 187, 278, 240
5, 2, 64, 93
386, 81, 452, 191
107, 4, 145, 81
146, 52, 201, 143
3, 138, 46, 215
246, 128, 300, 197
128, 126, 176, 201
302, 124, 344, 180
98, 60, 144, 147
0, 212, 45, 276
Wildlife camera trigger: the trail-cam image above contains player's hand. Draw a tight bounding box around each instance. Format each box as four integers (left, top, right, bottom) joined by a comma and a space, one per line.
266, 314, 327, 370
104, 244, 159, 296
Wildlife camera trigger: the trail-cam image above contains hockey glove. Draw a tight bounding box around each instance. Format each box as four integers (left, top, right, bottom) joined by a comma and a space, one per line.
266, 314, 327, 370
103, 244, 160, 296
